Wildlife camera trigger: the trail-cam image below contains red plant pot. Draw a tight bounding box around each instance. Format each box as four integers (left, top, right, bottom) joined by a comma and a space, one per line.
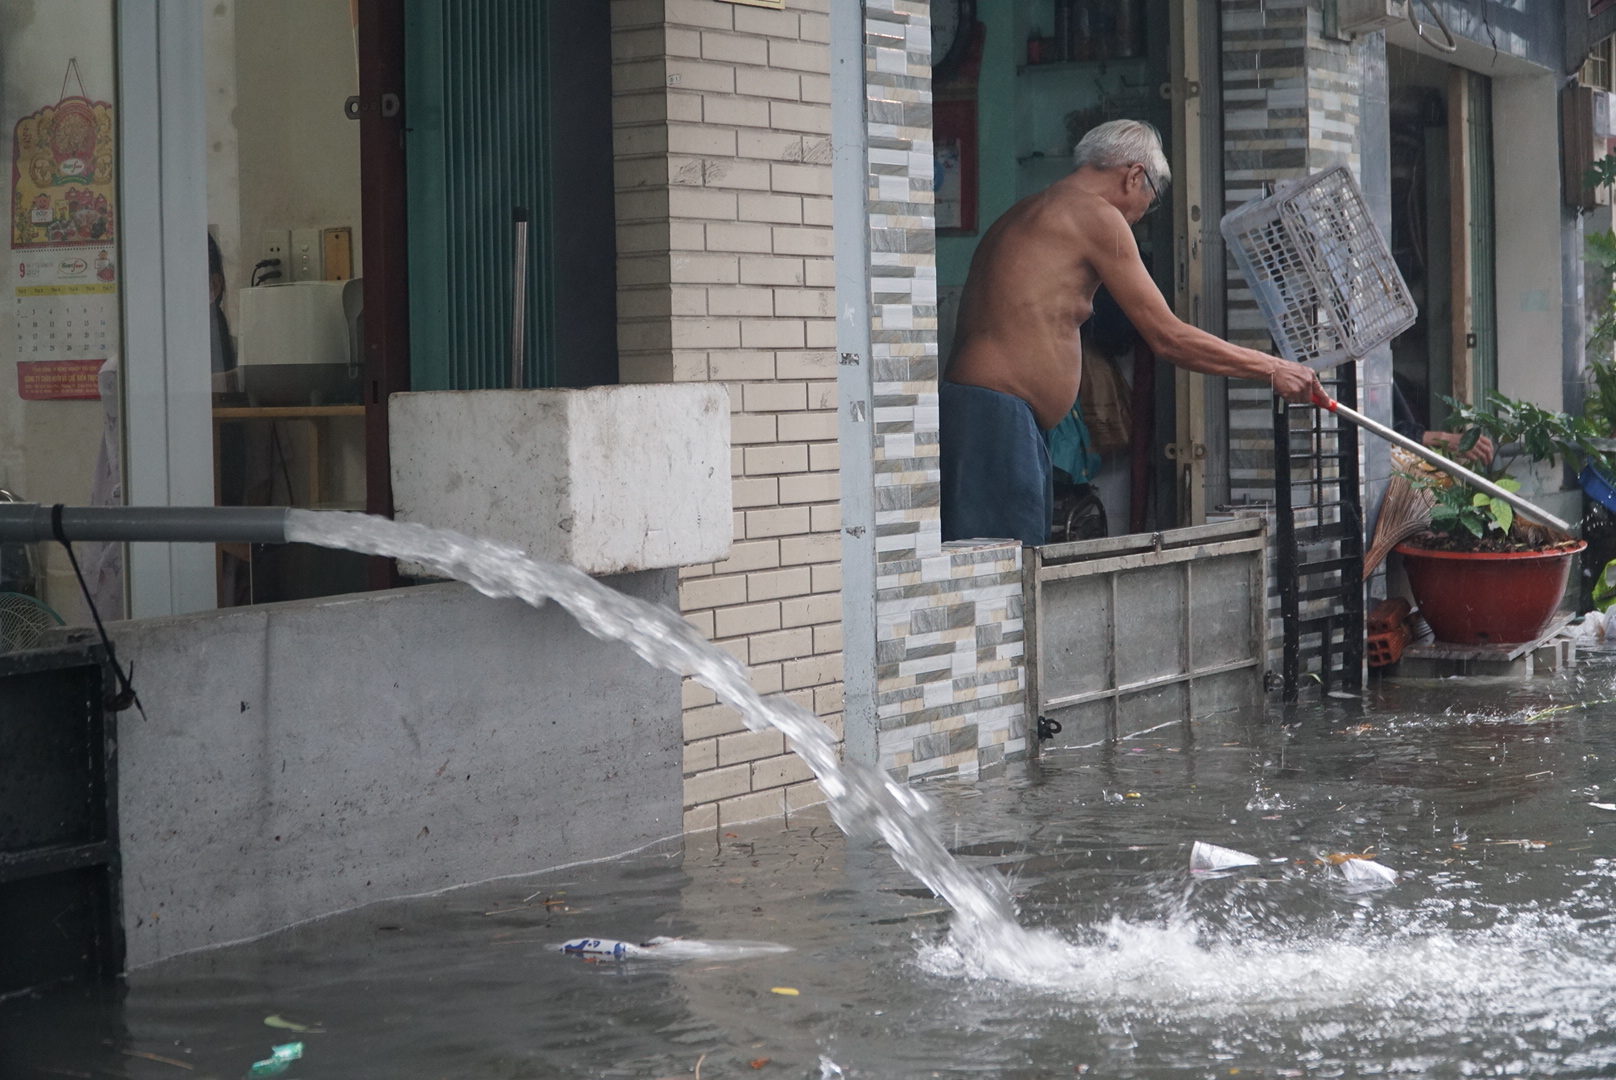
1395, 540, 1584, 645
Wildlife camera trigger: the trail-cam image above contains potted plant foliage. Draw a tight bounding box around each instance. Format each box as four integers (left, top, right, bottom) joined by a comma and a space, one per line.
1396, 393, 1606, 645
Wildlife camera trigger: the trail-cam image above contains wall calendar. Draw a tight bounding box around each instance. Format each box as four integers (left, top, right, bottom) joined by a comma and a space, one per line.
13, 244, 117, 399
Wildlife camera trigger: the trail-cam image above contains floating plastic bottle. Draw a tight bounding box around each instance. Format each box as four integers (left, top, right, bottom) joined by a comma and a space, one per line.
248, 1042, 303, 1077
559, 937, 644, 958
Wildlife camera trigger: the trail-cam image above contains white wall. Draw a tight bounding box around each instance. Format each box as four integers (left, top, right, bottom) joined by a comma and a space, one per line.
0, 2, 119, 615
215, 0, 363, 305
1492, 71, 1564, 412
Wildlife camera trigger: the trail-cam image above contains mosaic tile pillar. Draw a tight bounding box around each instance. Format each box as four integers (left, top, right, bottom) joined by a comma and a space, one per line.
1220, 0, 1391, 643
864, 0, 1028, 783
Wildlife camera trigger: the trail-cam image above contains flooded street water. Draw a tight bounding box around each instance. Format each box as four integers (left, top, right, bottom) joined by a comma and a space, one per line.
9, 668, 1616, 1078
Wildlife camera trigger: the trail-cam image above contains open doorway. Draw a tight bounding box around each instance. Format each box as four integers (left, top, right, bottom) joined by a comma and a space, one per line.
1387, 45, 1496, 437
932, 0, 1175, 540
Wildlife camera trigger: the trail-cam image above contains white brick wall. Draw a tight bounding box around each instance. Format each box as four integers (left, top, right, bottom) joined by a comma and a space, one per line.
612, 0, 839, 834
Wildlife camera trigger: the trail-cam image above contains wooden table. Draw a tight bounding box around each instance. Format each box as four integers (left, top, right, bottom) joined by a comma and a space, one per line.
212, 405, 365, 606
212, 404, 365, 508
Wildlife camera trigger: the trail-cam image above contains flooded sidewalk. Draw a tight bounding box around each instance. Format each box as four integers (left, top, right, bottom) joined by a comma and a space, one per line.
9, 667, 1616, 1078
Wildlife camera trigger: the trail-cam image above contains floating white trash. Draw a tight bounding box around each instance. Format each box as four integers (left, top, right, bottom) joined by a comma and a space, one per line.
1337, 857, 1398, 886
1190, 841, 1262, 871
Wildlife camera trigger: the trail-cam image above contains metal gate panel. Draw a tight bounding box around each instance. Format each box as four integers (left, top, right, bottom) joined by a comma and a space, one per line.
1114, 564, 1187, 686
1038, 576, 1112, 702
1025, 519, 1268, 755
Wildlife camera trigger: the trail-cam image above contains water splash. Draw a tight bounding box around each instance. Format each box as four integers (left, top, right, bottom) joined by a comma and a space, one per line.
285, 511, 1054, 973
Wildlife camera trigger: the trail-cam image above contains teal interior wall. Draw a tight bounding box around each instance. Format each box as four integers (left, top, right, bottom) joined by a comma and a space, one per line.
935, 0, 1173, 294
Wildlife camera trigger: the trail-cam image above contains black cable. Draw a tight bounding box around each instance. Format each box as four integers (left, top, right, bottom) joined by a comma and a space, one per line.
50, 504, 144, 718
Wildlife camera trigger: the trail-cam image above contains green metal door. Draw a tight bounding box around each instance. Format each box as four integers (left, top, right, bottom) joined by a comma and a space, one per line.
403, 0, 554, 391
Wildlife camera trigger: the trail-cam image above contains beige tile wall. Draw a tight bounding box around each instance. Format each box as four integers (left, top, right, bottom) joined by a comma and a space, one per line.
611, 0, 841, 834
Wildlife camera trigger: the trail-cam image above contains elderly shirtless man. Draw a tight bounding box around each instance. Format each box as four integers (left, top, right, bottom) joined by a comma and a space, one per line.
942, 119, 1324, 546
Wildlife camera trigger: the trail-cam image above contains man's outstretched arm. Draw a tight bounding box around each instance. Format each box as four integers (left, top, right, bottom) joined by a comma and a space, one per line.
1091, 209, 1324, 404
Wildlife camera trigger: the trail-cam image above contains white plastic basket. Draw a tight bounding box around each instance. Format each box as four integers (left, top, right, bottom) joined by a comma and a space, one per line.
1221, 165, 1416, 371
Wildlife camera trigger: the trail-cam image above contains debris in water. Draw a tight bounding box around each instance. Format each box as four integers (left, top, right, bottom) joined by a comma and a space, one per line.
770, 987, 800, 996
247, 1042, 302, 1077
559, 937, 644, 958
263, 1014, 321, 1033
1190, 841, 1261, 871
1591, 802, 1616, 811
1124, 792, 1141, 799
1336, 857, 1398, 886
818, 1057, 845, 1078
750, 1058, 771, 1069
120, 1049, 193, 1070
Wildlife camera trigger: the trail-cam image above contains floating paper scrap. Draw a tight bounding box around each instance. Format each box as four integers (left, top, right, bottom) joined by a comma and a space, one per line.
1337, 857, 1398, 886
1190, 841, 1262, 871
1591, 802, 1616, 811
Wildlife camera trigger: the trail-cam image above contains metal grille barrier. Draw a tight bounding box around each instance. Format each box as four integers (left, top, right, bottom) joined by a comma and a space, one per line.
1273, 363, 1365, 699
1024, 519, 1269, 754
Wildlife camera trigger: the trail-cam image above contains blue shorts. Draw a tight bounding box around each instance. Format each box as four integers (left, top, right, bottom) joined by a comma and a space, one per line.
939, 381, 1053, 547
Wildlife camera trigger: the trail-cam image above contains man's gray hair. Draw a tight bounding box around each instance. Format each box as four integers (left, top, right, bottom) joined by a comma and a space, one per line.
1072, 119, 1171, 189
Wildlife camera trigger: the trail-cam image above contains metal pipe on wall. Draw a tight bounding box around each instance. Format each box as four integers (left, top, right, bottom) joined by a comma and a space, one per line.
0, 504, 292, 545
511, 206, 530, 390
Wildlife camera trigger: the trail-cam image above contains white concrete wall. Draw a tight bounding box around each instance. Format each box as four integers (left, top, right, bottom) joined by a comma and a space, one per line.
1492, 70, 1564, 412
109, 571, 683, 967
390, 384, 733, 575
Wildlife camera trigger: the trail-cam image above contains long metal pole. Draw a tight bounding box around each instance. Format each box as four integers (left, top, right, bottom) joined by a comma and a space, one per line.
1313, 393, 1572, 534
511, 206, 530, 390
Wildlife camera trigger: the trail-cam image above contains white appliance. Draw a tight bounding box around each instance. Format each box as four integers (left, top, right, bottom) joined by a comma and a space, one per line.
236, 279, 363, 405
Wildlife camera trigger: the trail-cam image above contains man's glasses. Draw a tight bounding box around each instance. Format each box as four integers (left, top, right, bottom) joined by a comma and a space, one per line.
1142, 169, 1162, 214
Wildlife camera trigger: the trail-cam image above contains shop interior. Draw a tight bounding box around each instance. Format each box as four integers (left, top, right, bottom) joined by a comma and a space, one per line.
205, 0, 369, 606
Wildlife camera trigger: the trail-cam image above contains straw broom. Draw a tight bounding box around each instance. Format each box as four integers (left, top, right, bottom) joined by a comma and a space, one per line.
1362, 447, 1437, 580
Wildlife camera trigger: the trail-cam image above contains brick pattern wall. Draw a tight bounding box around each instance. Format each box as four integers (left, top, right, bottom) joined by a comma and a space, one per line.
1221, 0, 1365, 508
611, 0, 840, 833
878, 538, 1027, 781
865, 0, 1028, 782
1221, 0, 1312, 505
1220, 0, 1384, 676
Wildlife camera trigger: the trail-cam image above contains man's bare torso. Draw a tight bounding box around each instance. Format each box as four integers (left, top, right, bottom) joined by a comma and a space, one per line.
946, 177, 1119, 432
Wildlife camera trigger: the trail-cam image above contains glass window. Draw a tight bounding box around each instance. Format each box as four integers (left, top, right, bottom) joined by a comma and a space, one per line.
205, 0, 368, 606
0, 1, 123, 626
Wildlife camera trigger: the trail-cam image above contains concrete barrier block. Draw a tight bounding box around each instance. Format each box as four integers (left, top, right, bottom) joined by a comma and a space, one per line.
390, 384, 732, 575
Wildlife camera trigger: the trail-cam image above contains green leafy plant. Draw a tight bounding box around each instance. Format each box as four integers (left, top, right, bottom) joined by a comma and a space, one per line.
1424, 473, 1519, 541
1586, 157, 1616, 358
1593, 558, 1616, 613
1402, 391, 1610, 551
1586, 356, 1616, 436
1441, 392, 1611, 477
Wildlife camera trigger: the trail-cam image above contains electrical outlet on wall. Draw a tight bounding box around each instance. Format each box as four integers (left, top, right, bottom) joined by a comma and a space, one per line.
290, 228, 322, 282
261, 229, 291, 282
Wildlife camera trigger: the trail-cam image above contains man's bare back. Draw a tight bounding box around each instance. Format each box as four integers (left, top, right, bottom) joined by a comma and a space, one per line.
947, 165, 1322, 432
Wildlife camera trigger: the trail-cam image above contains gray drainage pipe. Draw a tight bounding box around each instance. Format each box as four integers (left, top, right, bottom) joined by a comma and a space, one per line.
0, 503, 293, 544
